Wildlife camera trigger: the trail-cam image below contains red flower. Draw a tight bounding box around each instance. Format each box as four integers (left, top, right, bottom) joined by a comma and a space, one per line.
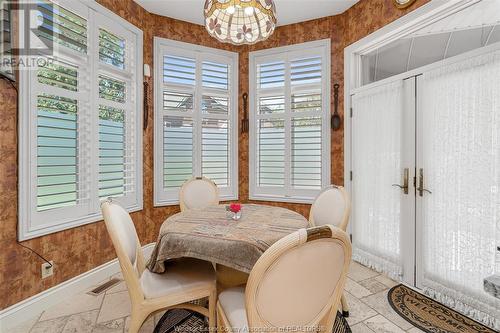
229, 203, 242, 213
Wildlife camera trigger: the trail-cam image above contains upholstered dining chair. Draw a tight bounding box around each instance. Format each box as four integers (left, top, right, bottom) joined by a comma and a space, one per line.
179, 176, 219, 212
101, 199, 217, 333
309, 185, 351, 230
216, 225, 352, 333
309, 185, 351, 317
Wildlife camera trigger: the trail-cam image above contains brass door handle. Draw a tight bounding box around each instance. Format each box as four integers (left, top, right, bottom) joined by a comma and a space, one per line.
392, 168, 409, 194
417, 168, 432, 196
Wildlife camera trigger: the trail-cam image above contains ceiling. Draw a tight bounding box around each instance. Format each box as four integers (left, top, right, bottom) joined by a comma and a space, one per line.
133, 0, 359, 27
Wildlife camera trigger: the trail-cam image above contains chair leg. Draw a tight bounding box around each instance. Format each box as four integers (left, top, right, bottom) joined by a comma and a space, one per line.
216, 305, 221, 333
208, 288, 217, 331
341, 293, 349, 318
128, 309, 149, 333
217, 302, 225, 333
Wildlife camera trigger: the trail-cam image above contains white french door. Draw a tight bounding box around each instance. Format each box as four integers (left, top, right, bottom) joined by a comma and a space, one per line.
351, 78, 415, 284
351, 44, 500, 328
416, 50, 500, 324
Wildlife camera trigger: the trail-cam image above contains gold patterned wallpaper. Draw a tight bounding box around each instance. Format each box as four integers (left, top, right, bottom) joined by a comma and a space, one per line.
0, 0, 428, 309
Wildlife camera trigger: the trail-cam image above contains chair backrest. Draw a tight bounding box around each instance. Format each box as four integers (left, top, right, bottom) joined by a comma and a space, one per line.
101, 199, 145, 302
309, 185, 351, 230
245, 225, 352, 333
179, 177, 219, 211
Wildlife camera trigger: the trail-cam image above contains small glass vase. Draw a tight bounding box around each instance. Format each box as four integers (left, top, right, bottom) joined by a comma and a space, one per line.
230, 211, 242, 221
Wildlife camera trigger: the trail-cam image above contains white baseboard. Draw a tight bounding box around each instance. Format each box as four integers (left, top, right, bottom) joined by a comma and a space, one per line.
0, 243, 155, 332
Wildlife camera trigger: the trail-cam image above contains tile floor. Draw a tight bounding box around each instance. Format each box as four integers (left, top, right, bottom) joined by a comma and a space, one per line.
10, 262, 424, 333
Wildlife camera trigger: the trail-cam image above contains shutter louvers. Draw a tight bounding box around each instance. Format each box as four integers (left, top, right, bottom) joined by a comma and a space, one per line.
202, 95, 228, 115
99, 28, 125, 69
291, 56, 322, 85
38, 60, 78, 91
164, 55, 196, 85
163, 116, 193, 189
1, 1, 13, 78
201, 60, 231, 189
291, 92, 321, 113
37, 1, 88, 54
36, 58, 81, 211
98, 74, 134, 199
99, 75, 125, 103
202, 61, 228, 90
289, 56, 323, 191
291, 117, 322, 189
37, 94, 78, 211
164, 91, 193, 112
0, 3, 10, 51
258, 118, 285, 187
99, 105, 125, 198
97, 21, 136, 200
259, 61, 285, 89
259, 96, 285, 114
202, 119, 229, 187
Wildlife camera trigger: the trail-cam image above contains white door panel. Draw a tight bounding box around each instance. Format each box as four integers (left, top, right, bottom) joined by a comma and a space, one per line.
351, 78, 415, 283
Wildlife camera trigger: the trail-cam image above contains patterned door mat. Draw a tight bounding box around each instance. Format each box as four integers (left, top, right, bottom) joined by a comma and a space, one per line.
388, 284, 496, 333
154, 309, 351, 333
154, 309, 206, 333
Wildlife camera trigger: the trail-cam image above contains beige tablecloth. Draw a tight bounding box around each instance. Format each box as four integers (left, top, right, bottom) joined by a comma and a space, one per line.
147, 204, 309, 274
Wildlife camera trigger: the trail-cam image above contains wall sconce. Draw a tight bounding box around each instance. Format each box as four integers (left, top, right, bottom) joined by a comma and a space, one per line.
143, 64, 151, 130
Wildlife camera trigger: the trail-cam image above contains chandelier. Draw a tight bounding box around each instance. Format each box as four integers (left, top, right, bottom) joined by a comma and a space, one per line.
204, 0, 277, 45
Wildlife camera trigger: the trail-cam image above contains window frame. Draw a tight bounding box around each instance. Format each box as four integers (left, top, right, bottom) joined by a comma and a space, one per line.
18, 0, 143, 241
249, 39, 331, 204
153, 37, 239, 206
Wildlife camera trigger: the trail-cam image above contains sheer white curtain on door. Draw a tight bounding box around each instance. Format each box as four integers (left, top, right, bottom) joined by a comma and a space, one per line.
421, 49, 500, 330
352, 81, 404, 280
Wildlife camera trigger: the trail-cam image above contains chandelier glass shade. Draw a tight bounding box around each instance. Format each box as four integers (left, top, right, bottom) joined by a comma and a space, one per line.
204, 0, 277, 45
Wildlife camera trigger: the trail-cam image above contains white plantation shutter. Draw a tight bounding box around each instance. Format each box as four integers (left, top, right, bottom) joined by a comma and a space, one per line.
36, 93, 79, 211
250, 40, 330, 203
36, 0, 88, 54
154, 38, 238, 206
258, 118, 285, 187
164, 55, 196, 85
95, 15, 140, 208
19, 0, 143, 240
201, 60, 231, 188
202, 118, 229, 187
32, 2, 92, 226
291, 116, 322, 189
0, 1, 14, 79
163, 116, 194, 189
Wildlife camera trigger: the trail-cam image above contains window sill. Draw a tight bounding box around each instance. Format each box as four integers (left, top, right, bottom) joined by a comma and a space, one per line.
18, 202, 143, 241
154, 193, 239, 207
249, 194, 315, 205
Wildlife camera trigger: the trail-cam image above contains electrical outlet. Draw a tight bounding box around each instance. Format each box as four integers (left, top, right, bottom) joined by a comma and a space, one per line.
41, 261, 54, 279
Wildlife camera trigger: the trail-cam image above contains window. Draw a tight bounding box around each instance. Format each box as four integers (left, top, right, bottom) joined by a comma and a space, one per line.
0, 1, 14, 80
249, 40, 331, 203
19, 0, 143, 240
359, 0, 500, 86
154, 38, 238, 206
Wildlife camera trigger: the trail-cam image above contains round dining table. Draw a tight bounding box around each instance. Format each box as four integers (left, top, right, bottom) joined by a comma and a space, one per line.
147, 204, 309, 288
